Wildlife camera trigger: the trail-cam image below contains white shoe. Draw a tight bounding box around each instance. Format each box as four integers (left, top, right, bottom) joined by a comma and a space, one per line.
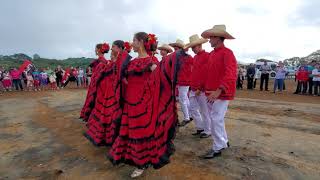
130, 168, 144, 178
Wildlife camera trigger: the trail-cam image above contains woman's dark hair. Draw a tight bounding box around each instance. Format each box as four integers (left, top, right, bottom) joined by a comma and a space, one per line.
113, 40, 125, 50
134, 32, 157, 52
96, 44, 109, 54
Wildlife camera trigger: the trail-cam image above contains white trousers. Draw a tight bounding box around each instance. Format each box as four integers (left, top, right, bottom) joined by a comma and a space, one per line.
178, 86, 190, 120
189, 91, 211, 134
207, 100, 229, 151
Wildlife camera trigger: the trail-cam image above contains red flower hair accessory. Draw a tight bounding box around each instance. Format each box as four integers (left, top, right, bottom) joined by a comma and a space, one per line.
124, 41, 132, 53
100, 43, 110, 53
144, 33, 157, 51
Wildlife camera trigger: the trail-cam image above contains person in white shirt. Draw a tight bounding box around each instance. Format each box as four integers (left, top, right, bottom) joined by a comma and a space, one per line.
312, 63, 320, 96
259, 61, 272, 91
77, 67, 84, 87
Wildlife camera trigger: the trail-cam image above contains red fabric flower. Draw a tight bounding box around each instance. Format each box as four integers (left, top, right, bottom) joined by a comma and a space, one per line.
100, 43, 110, 53
144, 33, 158, 52
124, 42, 132, 53
148, 34, 157, 44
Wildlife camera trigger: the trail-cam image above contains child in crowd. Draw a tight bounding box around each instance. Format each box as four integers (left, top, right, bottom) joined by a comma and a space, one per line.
49, 72, 57, 90
26, 71, 34, 91
2, 70, 12, 91
40, 69, 48, 91
33, 70, 41, 91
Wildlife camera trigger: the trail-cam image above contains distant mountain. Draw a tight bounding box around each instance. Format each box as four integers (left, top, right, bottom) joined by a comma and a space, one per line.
0, 53, 94, 69
284, 50, 320, 66
2, 53, 32, 61
305, 50, 320, 62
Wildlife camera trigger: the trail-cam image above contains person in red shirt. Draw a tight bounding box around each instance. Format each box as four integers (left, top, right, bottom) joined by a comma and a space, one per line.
200, 25, 237, 159
10, 68, 23, 91
183, 34, 211, 138
157, 44, 173, 79
294, 62, 309, 94
169, 39, 193, 126
158, 44, 173, 58
63, 66, 78, 88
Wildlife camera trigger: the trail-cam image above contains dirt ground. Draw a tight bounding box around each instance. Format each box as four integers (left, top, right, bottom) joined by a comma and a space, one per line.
0, 80, 319, 180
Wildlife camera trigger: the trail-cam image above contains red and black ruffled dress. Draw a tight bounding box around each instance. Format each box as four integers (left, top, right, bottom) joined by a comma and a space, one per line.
84, 61, 123, 146
108, 56, 178, 169
79, 57, 120, 147
80, 53, 132, 146
80, 56, 107, 121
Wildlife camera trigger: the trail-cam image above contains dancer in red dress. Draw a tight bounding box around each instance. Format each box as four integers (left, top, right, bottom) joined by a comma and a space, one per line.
81, 41, 132, 146
89, 43, 110, 73
108, 32, 178, 178
80, 43, 110, 122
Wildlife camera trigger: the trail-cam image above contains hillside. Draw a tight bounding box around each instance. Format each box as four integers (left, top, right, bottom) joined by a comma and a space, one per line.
284, 50, 320, 66
0, 53, 94, 69
1, 50, 319, 69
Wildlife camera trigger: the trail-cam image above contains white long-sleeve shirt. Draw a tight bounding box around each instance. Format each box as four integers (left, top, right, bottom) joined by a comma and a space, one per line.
312, 68, 320, 81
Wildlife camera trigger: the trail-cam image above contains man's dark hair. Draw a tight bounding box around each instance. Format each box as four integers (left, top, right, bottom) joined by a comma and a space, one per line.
219, 37, 225, 42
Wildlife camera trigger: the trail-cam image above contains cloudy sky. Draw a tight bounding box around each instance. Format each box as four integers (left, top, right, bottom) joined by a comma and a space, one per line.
0, 0, 319, 62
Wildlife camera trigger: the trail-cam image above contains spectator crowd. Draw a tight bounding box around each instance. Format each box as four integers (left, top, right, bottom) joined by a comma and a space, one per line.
0, 65, 93, 93
236, 60, 320, 96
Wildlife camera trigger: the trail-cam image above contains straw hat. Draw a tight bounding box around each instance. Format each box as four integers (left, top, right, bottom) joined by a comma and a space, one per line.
169, 39, 185, 49
157, 44, 173, 53
184, 34, 208, 49
201, 25, 235, 39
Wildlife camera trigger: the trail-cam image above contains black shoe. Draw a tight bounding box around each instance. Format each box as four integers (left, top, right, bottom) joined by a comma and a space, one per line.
222, 142, 231, 150
178, 120, 191, 127
200, 133, 211, 138
192, 130, 204, 136
201, 149, 222, 159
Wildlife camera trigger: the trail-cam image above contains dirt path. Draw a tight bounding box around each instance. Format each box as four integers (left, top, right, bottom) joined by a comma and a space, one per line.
0, 89, 319, 179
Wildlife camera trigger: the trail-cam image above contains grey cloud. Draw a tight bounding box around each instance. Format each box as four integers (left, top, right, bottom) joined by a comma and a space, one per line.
288, 0, 320, 27
236, 6, 270, 16
0, 0, 176, 59
235, 50, 283, 62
